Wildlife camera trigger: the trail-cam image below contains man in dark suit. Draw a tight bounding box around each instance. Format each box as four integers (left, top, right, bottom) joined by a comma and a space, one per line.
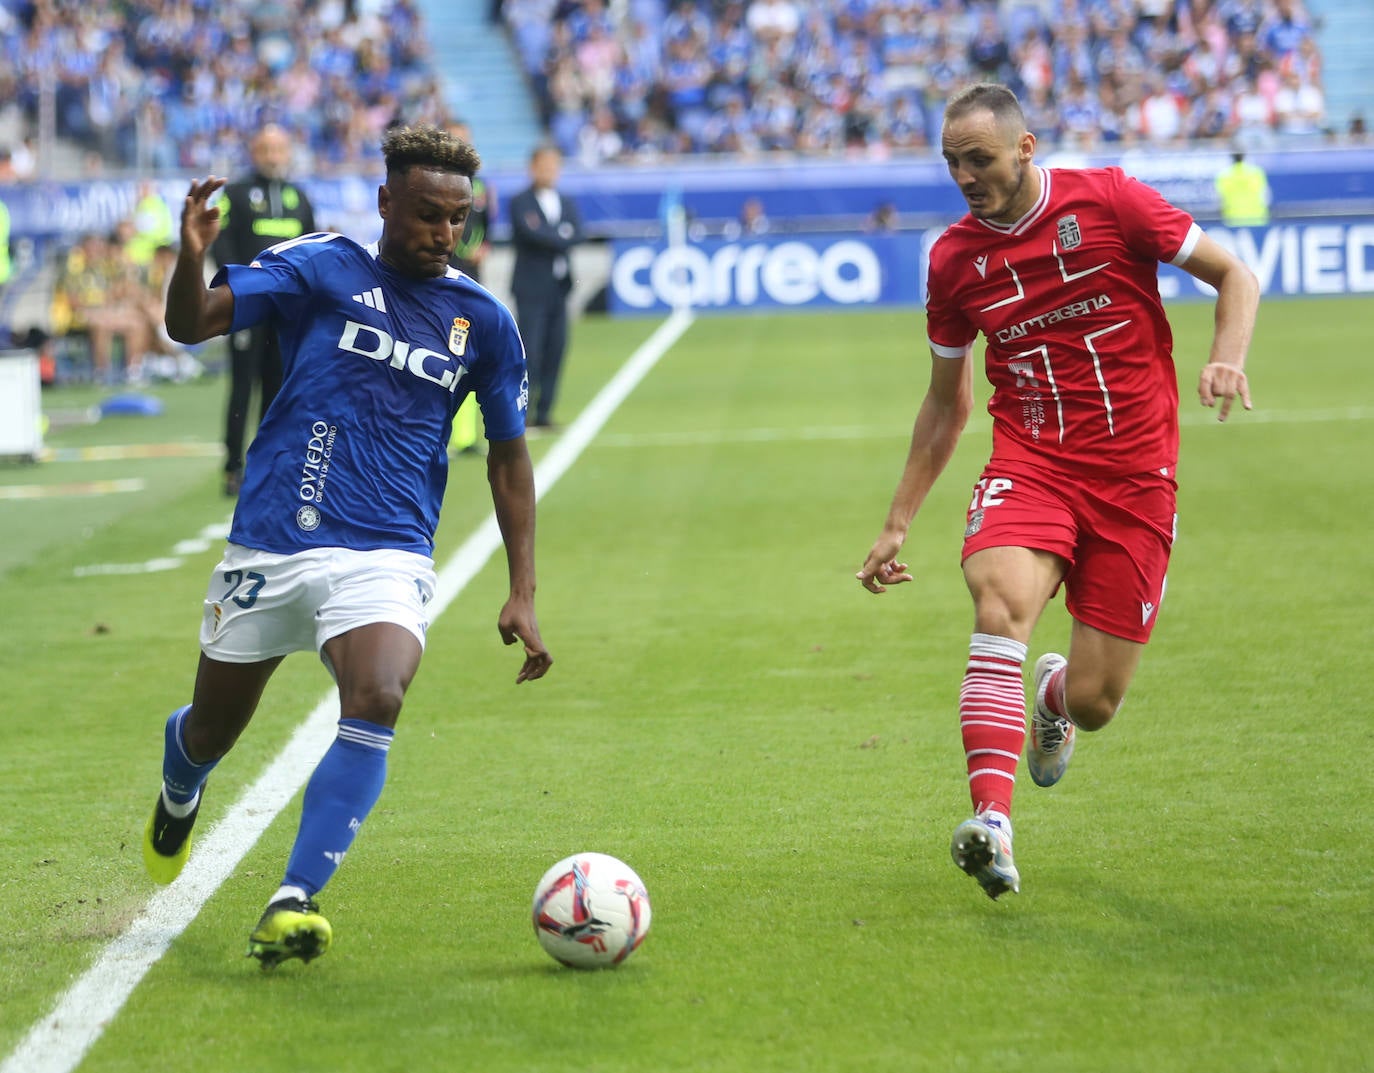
509, 144, 582, 430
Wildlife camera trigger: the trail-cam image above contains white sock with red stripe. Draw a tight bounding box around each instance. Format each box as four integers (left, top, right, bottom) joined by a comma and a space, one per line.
1040, 662, 1071, 722
960, 633, 1028, 821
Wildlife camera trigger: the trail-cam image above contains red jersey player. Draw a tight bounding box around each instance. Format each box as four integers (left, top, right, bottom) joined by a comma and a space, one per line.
856, 83, 1258, 900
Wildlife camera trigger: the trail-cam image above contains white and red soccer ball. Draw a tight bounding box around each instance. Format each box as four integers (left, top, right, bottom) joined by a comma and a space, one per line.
531, 852, 651, 969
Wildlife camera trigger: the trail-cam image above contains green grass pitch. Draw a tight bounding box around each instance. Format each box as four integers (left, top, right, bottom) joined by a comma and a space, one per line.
1, 297, 1371, 1072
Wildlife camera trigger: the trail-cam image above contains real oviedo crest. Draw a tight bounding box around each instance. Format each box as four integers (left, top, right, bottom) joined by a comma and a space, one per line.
448, 316, 471, 357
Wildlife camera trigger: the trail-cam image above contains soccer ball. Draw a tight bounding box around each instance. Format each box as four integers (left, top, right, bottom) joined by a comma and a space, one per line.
531, 852, 651, 969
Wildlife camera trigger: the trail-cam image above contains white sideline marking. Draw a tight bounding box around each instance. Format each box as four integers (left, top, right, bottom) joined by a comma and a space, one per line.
1, 309, 695, 1073
40, 443, 224, 463
73, 521, 232, 578
0, 478, 147, 500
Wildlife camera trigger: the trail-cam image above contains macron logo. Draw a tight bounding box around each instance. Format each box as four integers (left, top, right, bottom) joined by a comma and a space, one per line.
973, 255, 989, 278
352, 287, 387, 312
1141, 601, 1156, 625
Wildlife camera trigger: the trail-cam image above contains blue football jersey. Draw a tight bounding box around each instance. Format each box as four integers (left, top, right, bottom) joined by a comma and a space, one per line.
218, 232, 528, 555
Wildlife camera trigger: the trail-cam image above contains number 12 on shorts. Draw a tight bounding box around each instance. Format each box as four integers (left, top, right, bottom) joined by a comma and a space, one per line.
969, 477, 1013, 512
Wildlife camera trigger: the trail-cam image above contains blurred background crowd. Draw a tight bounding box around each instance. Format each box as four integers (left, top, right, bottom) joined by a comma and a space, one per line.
508, 0, 1334, 164
0, 0, 1353, 183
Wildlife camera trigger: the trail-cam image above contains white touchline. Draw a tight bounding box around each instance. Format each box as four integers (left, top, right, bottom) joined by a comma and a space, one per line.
73, 520, 233, 578
2, 308, 695, 1073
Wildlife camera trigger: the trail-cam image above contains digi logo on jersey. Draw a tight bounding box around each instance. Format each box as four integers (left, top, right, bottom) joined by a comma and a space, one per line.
337, 320, 468, 392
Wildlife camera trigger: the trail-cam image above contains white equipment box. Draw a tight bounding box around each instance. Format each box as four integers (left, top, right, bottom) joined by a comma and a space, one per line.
0, 349, 44, 461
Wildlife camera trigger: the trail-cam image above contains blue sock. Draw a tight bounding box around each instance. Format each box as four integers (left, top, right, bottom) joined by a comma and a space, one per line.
282, 719, 394, 898
162, 705, 219, 805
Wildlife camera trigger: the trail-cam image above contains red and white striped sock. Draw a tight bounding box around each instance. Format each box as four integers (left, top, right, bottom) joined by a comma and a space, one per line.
960, 633, 1028, 819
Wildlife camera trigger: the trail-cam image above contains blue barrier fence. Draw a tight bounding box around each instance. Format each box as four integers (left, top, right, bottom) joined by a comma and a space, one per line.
4, 146, 1374, 246
607, 216, 1374, 314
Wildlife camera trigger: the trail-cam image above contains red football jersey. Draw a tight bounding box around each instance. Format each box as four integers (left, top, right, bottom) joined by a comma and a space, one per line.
925, 166, 1201, 475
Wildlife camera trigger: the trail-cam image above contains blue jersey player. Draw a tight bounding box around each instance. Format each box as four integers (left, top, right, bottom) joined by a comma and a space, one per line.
143, 126, 552, 968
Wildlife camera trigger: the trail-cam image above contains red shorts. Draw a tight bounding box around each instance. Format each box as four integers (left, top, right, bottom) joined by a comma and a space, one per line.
961, 459, 1177, 643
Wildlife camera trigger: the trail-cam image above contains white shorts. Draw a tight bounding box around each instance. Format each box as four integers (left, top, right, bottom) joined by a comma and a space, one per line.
199, 543, 437, 663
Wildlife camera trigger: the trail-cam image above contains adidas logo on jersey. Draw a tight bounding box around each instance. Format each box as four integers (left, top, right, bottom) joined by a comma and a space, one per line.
352, 287, 387, 312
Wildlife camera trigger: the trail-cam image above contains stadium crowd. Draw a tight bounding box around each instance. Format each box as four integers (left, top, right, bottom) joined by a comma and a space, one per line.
0, 0, 445, 177
502, 0, 1330, 164
0, 0, 1332, 180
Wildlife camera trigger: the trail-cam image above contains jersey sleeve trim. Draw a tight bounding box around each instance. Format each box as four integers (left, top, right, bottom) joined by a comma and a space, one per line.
1168, 222, 1203, 266
929, 339, 973, 359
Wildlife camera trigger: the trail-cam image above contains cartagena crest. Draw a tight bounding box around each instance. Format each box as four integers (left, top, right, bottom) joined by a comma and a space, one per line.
1056, 215, 1082, 251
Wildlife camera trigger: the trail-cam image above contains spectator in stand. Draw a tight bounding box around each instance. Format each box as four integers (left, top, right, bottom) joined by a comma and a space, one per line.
967, 10, 1010, 82
1232, 73, 1277, 150
1021, 84, 1061, 146
1261, 0, 1313, 64
7, 136, 36, 182
863, 201, 898, 233
882, 94, 929, 152
663, 0, 712, 48
746, 0, 800, 45
52, 229, 149, 382
1138, 76, 1187, 146
1094, 82, 1127, 144
579, 103, 628, 164
710, 1, 753, 70
1093, 26, 1147, 90
662, 36, 714, 146
137, 243, 202, 382
722, 196, 770, 240
701, 94, 760, 155
1283, 35, 1323, 91
1272, 68, 1325, 137
576, 18, 622, 108
1013, 25, 1056, 96
1189, 86, 1238, 142
796, 104, 844, 154
1222, 0, 1265, 40
1053, 22, 1095, 90
1059, 76, 1106, 149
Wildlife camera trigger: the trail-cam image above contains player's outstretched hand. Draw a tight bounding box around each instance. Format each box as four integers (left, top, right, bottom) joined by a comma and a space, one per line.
856, 534, 912, 595
500, 600, 552, 683
178, 177, 227, 258
1198, 362, 1252, 422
